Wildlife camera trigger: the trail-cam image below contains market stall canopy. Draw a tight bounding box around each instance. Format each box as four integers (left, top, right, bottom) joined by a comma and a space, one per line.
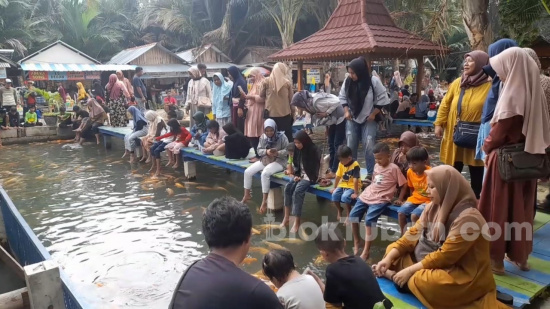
20, 63, 136, 72
139, 64, 191, 79
269, 0, 446, 61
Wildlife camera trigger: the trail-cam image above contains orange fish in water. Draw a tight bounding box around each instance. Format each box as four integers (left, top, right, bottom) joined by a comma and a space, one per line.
242, 257, 257, 265
248, 247, 270, 255
252, 270, 268, 280
314, 254, 327, 266
251, 228, 261, 235
262, 241, 288, 251
140, 196, 153, 201
96, 282, 104, 287
141, 184, 153, 191
166, 188, 175, 196
175, 183, 185, 189
35, 174, 45, 180
196, 186, 227, 191
181, 206, 198, 215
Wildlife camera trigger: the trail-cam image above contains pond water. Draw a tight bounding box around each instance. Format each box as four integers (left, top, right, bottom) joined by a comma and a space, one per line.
0, 131, 444, 308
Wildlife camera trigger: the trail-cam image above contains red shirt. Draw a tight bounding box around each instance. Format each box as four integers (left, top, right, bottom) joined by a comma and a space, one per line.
156, 127, 192, 146
164, 97, 177, 105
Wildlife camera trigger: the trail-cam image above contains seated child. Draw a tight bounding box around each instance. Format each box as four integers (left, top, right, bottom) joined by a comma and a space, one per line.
262, 249, 325, 309
57, 106, 72, 128
307, 224, 393, 309
202, 120, 227, 155
284, 144, 294, 175
351, 143, 406, 260
221, 123, 250, 160
390, 131, 419, 177
395, 146, 431, 235
24, 106, 43, 127
164, 120, 194, 169
330, 145, 360, 224
8, 107, 21, 128
190, 111, 209, 147
150, 119, 191, 177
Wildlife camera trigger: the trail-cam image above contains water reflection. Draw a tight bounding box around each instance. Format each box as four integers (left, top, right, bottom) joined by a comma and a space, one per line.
0, 133, 432, 308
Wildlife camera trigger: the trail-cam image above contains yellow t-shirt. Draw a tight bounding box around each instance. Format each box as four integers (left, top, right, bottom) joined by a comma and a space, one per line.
336, 161, 361, 190
406, 166, 431, 205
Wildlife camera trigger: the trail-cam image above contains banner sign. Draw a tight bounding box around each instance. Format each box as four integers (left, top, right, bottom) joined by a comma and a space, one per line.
85, 72, 100, 80
67, 72, 85, 80
48, 71, 67, 81
0, 68, 6, 79
306, 69, 321, 84
29, 71, 48, 81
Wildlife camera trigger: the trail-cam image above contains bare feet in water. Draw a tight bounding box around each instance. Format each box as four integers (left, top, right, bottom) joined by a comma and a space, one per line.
290, 224, 299, 234
122, 150, 129, 158
280, 219, 289, 228
172, 163, 179, 169
166, 161, 173, 167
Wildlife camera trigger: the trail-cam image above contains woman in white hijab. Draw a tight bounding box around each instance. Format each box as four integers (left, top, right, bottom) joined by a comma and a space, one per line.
478, 47, 550, 274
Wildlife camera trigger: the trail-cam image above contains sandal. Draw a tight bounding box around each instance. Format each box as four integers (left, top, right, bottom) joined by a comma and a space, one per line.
491, 260, 506, 275
505, 256, 530, 271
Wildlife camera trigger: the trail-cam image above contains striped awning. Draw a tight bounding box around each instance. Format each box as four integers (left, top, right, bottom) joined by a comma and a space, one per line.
20, 63, 136, 72
0, 63, 11, 68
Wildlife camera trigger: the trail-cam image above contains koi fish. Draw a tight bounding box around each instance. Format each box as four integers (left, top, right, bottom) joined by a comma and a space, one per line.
196, 186, 221, 191
314, 254, 327, 266
4, 177, 19, 185
251, 228, 261, 235
242, 257, 258, 265
35, 174, 45, 180
248, 247, 270, 255
166, 188, 174, 196
175, 183, 185, 189
262, 241, 288, 251
279, 238, 305, 244
181, 206, 198, 215
254, 224, 282, 231
252, 270, 268, 280
48, 163, 59, 169
140, 196, 153, 201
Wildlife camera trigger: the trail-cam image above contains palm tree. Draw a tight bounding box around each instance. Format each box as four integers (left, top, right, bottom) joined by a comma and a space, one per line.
257, 0, 308, 48
499, 0, 548, 46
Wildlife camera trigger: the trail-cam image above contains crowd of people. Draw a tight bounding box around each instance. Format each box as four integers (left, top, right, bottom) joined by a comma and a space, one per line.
168, 43, 550, 309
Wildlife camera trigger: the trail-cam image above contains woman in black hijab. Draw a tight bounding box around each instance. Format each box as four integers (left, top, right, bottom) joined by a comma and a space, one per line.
281, 130, 321, 233
340, 57, 389, 178
228, 66, 247, 133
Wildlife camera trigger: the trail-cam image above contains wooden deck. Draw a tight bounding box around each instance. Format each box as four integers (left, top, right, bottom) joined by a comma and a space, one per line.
99, 125, 550, 309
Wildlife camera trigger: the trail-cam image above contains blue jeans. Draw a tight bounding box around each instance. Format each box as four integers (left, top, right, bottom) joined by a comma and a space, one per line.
475, 121, 491, 161
349, 200, 389, 226
284, 179, 312, 217
151, 141, 167, 158
331, 187, 355, 204
346, 120, 377, 175
328, 121, 346, 173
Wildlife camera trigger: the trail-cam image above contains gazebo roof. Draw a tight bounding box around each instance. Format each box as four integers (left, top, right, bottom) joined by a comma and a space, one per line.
270, 0, 445, 61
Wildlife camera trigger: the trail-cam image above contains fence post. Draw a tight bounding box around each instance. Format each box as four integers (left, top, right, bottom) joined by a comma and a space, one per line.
0, 204, 6, 246
24, 260, 65, 309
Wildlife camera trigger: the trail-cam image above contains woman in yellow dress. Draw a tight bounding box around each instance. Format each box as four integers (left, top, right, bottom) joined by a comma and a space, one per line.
373, 165, 508, 309
434, 51, 491, 198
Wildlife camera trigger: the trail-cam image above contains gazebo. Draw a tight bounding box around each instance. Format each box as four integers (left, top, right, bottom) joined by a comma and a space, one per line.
269, 0, 446, 93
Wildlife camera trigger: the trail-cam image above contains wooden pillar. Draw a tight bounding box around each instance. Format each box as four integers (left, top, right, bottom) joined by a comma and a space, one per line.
297, 61, 304, 90
416, 56, 425, 97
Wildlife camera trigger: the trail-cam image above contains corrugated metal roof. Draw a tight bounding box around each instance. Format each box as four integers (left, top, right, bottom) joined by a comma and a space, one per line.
107, 43, 157, 64
0, 63, 10, 68
20, 63, 136, 71
270, 0, 445, 61
140, 64, 190, 73
18, 40, 100, 64
177, 49, 195, 63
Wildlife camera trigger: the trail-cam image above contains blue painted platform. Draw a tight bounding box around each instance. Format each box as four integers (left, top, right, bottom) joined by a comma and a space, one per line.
392, 119, 434, 127
98, 125, 550, 309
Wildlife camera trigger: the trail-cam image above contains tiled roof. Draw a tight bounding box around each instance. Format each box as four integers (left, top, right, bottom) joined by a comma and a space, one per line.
270, 0, 445, 61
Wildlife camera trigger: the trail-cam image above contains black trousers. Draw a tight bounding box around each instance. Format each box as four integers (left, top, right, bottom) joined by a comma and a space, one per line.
453, 161, 484, 198
271, 114, 294, 143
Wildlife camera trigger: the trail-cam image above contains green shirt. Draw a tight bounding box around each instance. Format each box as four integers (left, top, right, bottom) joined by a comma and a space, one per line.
25, 111, 37, 124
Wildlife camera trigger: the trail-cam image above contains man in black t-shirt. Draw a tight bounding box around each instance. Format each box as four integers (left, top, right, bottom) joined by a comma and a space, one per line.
307, 223, 392, 309
170, 197, 283, 309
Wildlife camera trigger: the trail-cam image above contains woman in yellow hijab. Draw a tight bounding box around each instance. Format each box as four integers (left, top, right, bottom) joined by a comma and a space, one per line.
76, 82, 89, 102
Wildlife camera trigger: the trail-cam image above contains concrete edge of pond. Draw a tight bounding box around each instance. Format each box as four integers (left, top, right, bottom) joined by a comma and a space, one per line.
0, 126, 75, 145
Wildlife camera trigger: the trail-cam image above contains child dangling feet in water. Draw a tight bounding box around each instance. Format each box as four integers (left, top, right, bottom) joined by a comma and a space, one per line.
149, 119, 191, 178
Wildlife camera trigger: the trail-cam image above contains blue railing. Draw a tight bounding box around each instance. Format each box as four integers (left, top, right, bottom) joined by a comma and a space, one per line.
0, 188, 87, 309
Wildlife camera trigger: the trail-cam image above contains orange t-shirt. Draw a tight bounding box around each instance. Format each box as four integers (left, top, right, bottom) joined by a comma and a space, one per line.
406, 166, 431, 205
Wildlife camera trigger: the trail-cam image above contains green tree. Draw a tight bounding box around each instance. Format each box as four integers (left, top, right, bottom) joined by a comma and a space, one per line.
499, 0, 548, 46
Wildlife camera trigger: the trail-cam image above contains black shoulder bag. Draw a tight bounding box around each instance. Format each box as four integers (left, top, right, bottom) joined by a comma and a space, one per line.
453, 89, 480, 149
168, 259, 200, 309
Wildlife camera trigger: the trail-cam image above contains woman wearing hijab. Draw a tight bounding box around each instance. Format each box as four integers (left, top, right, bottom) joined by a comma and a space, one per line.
390, 131, 420, 176
212, 72, 233, 127
116, 70, 134, 97
242, 119, 289, 213
106, 73, 130, 127
189, 111, 209, 147
475, 39, 518, 162
221, 123, 251, 159
291, 90, 345, 178
434, 51, 491, 198
243, 68, 266, 162
373, 166, 508, 309
339, 57, 389, 178
76, 82, 89, 103
282, 130, 321, 233
523, 48, 550, 118
260, 62, 294, 142
478, 47, 550, 274
123, 106, 148, 163
228, 65, 248, 133
140, 110, 167, 163
91, 80, 105, 101
75, 98, 107, 145
185, 66, 212, 127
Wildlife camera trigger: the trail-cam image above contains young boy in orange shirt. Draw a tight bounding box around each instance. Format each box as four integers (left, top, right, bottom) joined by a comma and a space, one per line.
394, 146, 431, 235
